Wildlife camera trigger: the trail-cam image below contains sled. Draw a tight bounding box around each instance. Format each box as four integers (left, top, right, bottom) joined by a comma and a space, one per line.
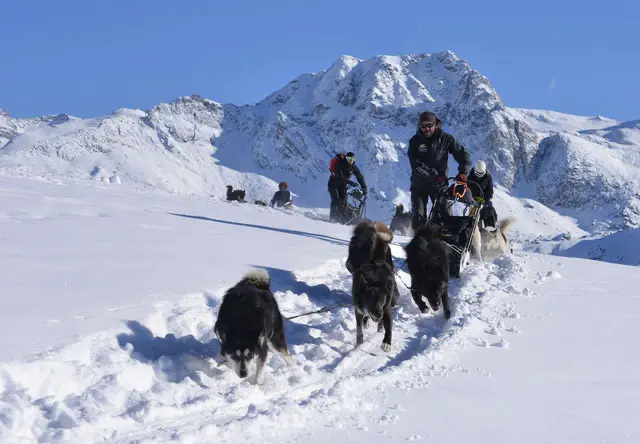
342, 186, 367, 225
426, 178, 484, 278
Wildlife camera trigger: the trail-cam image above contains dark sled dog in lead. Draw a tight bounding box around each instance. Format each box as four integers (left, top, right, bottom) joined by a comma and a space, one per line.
214, 269, 294, 384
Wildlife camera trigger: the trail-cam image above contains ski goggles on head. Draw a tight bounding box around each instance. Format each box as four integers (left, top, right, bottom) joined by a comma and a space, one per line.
420, 122, 436, 129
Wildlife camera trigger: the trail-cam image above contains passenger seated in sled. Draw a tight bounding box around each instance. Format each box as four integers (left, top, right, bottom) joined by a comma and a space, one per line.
270, 181, 294, 208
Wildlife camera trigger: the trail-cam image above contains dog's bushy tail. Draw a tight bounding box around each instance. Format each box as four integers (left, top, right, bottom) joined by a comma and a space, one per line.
348, 221, 394, 272
374, 221, 393, 243
499, 217, 516, 234
242, 268, 270, 290
372, 221, 393, 263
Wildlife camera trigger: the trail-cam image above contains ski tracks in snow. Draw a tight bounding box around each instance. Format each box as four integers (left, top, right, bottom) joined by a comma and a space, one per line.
0, 252, 533, 443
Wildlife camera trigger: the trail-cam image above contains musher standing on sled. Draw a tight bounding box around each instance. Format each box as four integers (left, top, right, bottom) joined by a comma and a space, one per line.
408, 111, 471, 230
328, 152, 367, 223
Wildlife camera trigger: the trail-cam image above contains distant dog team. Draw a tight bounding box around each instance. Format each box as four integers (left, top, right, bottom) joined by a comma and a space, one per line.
226, 185, 246, 202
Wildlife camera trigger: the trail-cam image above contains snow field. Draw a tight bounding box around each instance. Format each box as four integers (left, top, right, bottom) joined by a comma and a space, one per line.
0, 243, 531, 443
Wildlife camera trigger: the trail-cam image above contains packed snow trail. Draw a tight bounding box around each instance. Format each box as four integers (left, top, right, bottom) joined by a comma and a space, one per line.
0, 244, 529, 443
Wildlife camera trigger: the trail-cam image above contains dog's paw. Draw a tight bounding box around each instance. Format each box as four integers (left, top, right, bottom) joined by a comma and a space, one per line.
356, 333, 364, 345
444, 309, 451, 320
419, 306, 430, 314
377, 321, 384, 332
253, 371, 265, 385
381, 342, 391, 352
283, 353, 295, 366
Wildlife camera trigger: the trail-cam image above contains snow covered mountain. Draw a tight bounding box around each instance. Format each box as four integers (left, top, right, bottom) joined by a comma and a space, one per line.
0, 108, 62, 148
1, 51, 638, 240
509, 108, 640, 230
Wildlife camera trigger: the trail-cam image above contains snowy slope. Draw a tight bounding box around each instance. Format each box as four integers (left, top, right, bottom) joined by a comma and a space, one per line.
301, 254, 640, 444
511, 108, 620, 134
0, 104, 282, 202
553, 228, 640, 266
0, 175, 344, 361
509, 108, 640, 230
0, 176, 638, 443
0, 108, 61, 148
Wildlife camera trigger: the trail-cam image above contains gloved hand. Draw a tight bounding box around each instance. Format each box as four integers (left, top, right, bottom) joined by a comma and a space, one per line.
414, 162, 436, 180
437, 175, 447, 184
361, 188, 368, 196
455, 173, 467, 183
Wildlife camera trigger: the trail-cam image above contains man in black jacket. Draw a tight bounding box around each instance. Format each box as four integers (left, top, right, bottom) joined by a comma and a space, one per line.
469, 160, 497, 227
328, 152, 367, 223
408, 111, 471, 230
270, 181, 294, 208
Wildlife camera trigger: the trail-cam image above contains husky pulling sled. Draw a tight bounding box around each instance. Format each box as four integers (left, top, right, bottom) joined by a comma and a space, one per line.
425, 177, 484, 278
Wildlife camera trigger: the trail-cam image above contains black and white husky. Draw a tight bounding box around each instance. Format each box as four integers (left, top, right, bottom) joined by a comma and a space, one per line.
480, 217, 516, 261
214, 269, 294, 384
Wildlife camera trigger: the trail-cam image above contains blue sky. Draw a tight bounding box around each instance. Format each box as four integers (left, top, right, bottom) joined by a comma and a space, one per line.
1, 0, 638, 121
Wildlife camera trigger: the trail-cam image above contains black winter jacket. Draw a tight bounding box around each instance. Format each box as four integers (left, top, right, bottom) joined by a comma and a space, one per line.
469, 169, 494, 201
408, 129, 471, 191
328, 158, 367, 190
270, 190, 292, 207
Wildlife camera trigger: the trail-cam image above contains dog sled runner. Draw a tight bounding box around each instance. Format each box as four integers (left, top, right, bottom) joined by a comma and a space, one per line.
426, 178, 484, 278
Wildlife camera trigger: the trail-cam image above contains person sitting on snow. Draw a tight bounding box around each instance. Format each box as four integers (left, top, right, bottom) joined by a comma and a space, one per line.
469, 160, 497, 227
270, 181, 294, 208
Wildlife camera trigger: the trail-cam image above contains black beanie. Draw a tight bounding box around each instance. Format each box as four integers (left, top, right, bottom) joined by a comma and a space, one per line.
419, 111, 437, 123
